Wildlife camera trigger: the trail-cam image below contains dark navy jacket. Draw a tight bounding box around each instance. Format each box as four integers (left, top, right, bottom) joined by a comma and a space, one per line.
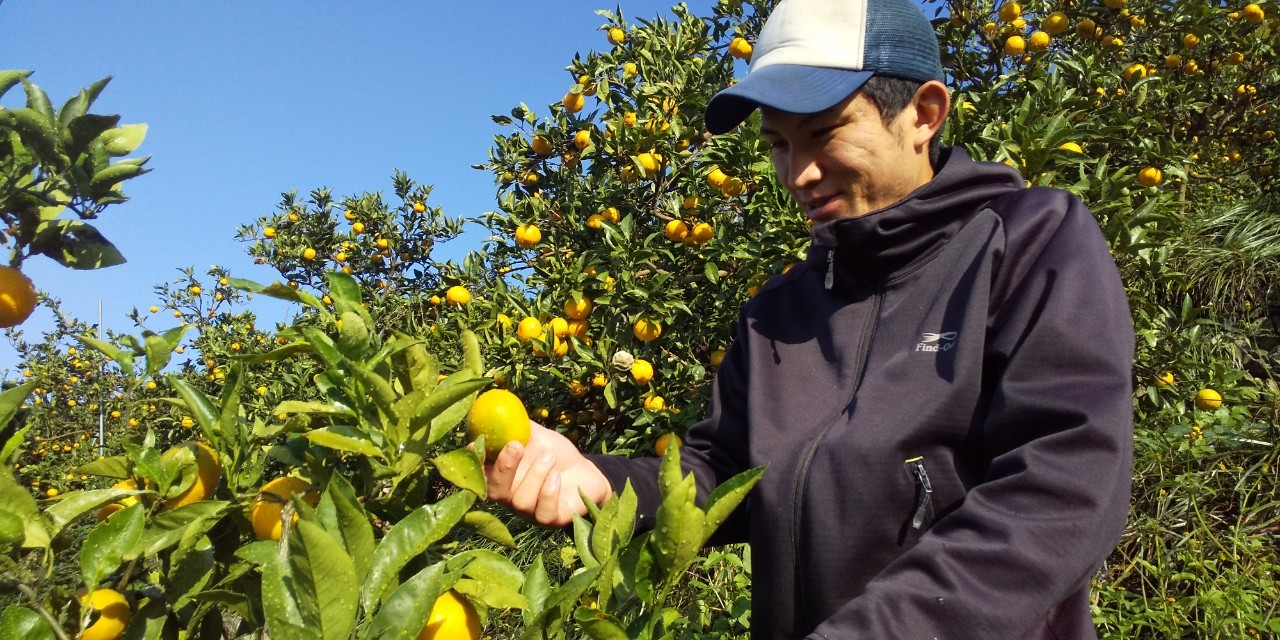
593, 147, 1134, 639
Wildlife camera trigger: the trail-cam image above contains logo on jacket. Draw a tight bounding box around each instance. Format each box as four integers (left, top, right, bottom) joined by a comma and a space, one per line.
914, 331, 957, 353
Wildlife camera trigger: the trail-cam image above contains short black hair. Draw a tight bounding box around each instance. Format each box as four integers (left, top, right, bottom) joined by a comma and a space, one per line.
859, 75, 944, 167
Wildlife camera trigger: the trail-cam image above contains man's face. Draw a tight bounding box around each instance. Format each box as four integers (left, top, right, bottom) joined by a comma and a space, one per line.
760, 89, 933, 223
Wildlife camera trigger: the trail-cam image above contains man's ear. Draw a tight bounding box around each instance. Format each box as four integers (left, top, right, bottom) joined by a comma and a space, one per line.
909, 81, 951, 151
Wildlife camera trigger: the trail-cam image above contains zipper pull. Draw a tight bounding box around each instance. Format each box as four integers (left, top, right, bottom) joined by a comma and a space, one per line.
907, 457, 933, 530
824, 248, 834, 290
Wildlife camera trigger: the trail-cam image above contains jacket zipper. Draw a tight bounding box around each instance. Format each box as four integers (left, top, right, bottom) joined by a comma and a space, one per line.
824, 248, 835, 290
905, 456, 934, 530
790, 274, 881, 631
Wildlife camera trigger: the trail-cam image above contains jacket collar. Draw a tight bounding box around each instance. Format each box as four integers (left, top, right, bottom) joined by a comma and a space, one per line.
805, 147, 1024, 289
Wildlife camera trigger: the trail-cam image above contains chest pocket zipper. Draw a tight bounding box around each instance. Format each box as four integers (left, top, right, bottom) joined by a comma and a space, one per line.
905, 456, 934, 530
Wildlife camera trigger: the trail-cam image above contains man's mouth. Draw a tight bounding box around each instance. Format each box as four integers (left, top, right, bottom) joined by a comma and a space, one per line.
803, 194, 838, 220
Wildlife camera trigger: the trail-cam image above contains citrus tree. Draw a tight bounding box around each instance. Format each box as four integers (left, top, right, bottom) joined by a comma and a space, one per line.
4, 0, 1279, 637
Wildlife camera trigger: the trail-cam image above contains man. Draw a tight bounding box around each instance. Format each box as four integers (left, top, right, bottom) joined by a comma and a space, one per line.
484, 0, 1135, 637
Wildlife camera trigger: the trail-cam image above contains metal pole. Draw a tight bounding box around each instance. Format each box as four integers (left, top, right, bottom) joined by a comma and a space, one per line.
97, 299, 105, 457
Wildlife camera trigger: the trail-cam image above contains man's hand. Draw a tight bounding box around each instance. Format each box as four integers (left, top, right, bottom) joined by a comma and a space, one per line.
483, 421, 612, 527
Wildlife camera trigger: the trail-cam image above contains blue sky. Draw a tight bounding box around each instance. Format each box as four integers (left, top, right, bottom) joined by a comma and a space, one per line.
0, 0, 716, 373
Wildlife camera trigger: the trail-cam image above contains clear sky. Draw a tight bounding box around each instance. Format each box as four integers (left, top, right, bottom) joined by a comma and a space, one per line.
0, 0, 715, 373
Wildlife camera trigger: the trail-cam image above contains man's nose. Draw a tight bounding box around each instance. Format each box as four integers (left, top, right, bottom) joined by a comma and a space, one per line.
784, 149, 822, 191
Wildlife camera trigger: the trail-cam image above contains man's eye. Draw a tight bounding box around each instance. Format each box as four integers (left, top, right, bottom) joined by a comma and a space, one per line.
767, 139, 787, 151
812, 126, 837, 139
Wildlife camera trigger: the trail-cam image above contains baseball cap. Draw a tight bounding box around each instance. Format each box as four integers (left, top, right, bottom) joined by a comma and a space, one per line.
704, 0, 946, 134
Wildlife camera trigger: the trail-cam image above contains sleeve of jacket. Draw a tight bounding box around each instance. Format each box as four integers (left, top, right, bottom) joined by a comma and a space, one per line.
809, 192, 1134, 639
586, 310, 755, 541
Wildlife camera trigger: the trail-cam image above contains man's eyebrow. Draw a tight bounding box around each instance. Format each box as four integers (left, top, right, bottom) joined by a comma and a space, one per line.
760, 111, 831, 136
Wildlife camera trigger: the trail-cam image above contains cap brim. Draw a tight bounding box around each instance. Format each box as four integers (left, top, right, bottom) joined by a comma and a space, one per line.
705, 65, 875, 134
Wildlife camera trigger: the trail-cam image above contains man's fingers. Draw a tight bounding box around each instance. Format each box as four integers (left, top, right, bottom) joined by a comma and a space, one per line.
510, 453, 555, 515
535, 471, 565, 526
484, 441, 525, 502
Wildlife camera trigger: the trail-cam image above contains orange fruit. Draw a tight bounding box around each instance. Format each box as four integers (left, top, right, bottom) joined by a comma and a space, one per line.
531, 136, 552, 156
418, 590, 481, 640
998, 2, 1021, 23
263, 226, 277, 239
1182, 33, 1200, 48
516, 317, 543, 343
301, 247, 317, 261
548, 317, 569, 338
706, 167, 728, 188
573, 129, 592, 150
729, 37, 753, 60
1059, 142, 1083, 154
1242, 3, 1264, 24
1076, 18, 1098, 39
515, 224, 541, 248
250, 476, 319, 541
1028, 30, 1050, 51
601, 207, 621, 223
633, 318, 662, 342
631, 359, 654, 384
720, 176, 745, 197
563, 91, 585, 114
445, 286, 472, 306
665, 220, 690, 242
1194, 388, 1222, 410
710, 348, 726, 368
162, 442, 221, 510
80, 588, 129, 640
466, 389, 531, 461
1004, 35, 1026, 55
690, 222, 714, 243
607, 27, 626, 46
636, 152, 662, 177
1042, 11, 1069, 34
1155, 372, 1175, 388
1137, 167, 1163, 187
643, 395, 666, 411
0, 266, 37, 328
564, 296, 593, 320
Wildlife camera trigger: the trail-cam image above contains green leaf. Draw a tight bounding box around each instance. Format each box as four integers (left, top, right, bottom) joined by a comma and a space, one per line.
167, 534, 216, 611
0, 70, 32, 102
315, 473, 375, 582
22, 79, 54, 121
520, 566, 601, 640
262, 544, 316, 640
521, 556, 551, 627
273, 400, 358, 420
0, 107, 62, 166
81, 501, 145, 587
447, 549, 527, 608
0, 508, 23, 546
41, 487, 137, 537
143, 332, 171, 378
305, 426, 385, 459
99, 123, 147, 156
362, 561, 451, 640
29, 219, 125, 269
575, 606, 630, 640
78, 334, 132, 376
73, 455, 130, 479
649, 446, 704, 583
460, 510, 516, 548
336, 311, 372, 357
288, 520, 358, 640
129, 500, 229, 559
574, 514, 599, 568
0, 606, 56, 640
422, 376, 490, 446
170, 378, 223, 450
362, 491, 475, 615
461, 329, 485, 376
66, 113, 119, 158
350, 361, 398, 414
0, 380, 37, 436
56, 77, 111, 127
396, 340, 438, 395
324, 271, 374, 329
702, 466, 765, 544
88, 159, 149, 195
432, 447, 486, 498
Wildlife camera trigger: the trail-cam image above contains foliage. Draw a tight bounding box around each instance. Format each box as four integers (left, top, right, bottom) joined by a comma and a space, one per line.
3, 0, 1280, 637
0, 71, 148, 270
